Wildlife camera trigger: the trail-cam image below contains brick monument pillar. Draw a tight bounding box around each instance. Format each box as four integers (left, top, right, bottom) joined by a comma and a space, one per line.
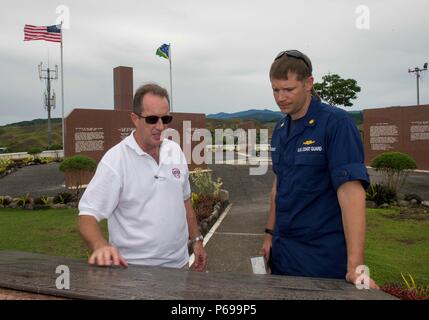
113, 66, 133, 111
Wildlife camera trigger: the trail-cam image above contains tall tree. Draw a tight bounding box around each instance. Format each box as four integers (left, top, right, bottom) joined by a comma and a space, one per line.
314, 73, 361, 107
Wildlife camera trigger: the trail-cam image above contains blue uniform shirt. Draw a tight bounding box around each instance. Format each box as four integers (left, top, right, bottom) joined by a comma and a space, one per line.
270, 97, 370, 279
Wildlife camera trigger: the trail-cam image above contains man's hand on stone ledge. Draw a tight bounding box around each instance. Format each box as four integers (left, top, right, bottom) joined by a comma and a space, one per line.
346, 270, 380, 290
89, 244, 128, 268
192, 242, 207, 272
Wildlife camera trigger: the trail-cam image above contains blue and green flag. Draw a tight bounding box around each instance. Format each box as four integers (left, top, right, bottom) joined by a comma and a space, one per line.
156, 43, 170, 59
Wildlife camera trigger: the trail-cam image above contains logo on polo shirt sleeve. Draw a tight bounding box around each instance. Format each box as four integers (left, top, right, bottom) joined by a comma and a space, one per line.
172, 168, 181, 179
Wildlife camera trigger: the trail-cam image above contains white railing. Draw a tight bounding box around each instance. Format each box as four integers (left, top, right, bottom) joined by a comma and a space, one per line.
0, 150, 64, 160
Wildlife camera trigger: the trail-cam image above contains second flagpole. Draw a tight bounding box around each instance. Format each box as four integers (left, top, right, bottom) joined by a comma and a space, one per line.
169, 43, 173, 112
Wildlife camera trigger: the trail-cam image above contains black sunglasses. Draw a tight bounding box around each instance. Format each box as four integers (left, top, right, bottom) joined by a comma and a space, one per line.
274, 50, 312, 73
134, 113, 173, 125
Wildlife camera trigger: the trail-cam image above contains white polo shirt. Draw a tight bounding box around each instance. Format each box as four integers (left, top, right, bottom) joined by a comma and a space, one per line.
79, 131, 191, 268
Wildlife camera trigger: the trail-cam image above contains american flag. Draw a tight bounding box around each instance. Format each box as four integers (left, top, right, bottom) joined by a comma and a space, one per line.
24, 24, 62, 43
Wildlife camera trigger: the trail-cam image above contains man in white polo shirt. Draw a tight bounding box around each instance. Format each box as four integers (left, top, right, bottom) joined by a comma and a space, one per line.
78, 83, 207, 271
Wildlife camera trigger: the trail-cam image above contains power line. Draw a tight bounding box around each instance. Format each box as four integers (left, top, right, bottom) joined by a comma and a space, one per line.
38, 62, 58, 148
408, 62, 428, 106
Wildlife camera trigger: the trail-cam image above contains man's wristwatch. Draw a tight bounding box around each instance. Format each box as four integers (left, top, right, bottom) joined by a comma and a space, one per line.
190, 235, 204, 244
265, 228, 273, 236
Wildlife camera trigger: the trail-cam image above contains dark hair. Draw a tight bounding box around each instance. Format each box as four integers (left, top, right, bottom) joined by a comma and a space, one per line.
133, 83, 170, 114
269, 56, 312, 81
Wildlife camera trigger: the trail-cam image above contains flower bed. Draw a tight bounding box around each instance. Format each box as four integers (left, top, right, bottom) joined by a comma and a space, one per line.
381, 284, 429, 300
197, 198, 229, 236
188, 190, 229, 253
380, 272, 429, 300
0, 192, 77, 210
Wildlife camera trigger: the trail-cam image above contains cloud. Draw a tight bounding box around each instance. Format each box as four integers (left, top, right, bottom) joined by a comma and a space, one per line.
1, 0, 429, 125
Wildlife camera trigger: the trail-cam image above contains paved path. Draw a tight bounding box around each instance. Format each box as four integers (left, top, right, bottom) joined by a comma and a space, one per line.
0, 162, 67, 198
205, 165, 273, 273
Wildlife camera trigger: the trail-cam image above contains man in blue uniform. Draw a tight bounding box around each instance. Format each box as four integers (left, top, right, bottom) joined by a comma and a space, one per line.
260, 50, 378, 288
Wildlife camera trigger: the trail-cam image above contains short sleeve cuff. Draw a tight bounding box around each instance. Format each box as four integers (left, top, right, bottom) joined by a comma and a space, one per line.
183, 175, 191, 200
78, 208, 106, 222
183, 193, 191, 201
330, 163, 370, 191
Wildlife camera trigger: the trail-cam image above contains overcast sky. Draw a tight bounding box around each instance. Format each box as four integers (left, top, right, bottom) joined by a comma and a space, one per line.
1, 0, 428, 125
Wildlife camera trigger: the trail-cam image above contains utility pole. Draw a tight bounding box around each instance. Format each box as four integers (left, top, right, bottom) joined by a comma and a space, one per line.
38, 62, 58, 148
408, 62, 428, 106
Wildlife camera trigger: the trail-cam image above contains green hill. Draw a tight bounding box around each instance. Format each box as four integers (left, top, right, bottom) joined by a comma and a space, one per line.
0, 118, 62, 152
0, 111, 363, 153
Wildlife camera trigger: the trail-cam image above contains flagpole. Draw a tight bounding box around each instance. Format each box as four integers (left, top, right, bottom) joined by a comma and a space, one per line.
60, 23, 65, 152
169, 43, 173, 112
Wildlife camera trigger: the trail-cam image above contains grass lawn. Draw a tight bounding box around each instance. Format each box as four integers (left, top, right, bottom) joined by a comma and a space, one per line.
0, 208, 107, 260
365, 208, 429, 286
0, 207, 428, 287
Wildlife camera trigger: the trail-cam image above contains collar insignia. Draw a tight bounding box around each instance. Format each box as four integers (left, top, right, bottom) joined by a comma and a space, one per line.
303, 140, 316, 145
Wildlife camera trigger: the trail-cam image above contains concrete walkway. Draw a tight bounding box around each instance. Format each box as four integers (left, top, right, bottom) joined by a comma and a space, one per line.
0, 162, 67, 198
205, 164, 274, 273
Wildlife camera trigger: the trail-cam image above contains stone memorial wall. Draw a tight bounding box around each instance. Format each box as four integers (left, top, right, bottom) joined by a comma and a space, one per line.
363, 105, 429, 170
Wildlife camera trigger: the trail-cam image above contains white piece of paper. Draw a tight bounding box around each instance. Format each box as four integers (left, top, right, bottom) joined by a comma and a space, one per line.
250, 256, 267, 274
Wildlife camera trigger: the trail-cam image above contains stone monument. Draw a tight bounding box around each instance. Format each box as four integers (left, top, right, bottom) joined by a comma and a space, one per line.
363, 104, 429, 170
64, 66, 206, 187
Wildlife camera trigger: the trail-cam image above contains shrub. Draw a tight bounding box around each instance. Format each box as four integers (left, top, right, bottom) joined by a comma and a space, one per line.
33, 196, 51, 210
190, 168, 223, 198
32, 158, 42, 164
59, 155, 97, 200
192, 195, 218, 223
0, 196, 12, 206
191, 192, 199, 206
40, 157, 54, 164
15, 193, 32, 207
34, 196, 50, 206
365, 183, 397, 206
21, 156, 34, 166
381, 284, 427, 300
28, 147, 43, 156
48, 144, 63, 150
401, 273, 429, 298
382, 273, 429, 300
53, 192, 76, 204
0, 159, 12, 169
0, 159, 13, 175
371, 152, 417, 193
